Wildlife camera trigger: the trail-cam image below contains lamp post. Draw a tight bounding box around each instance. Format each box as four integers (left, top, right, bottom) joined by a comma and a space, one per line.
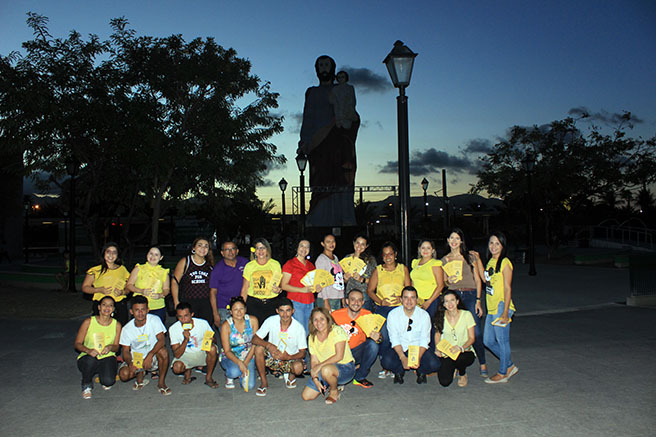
421, 178, 429, 219
384, 40, 417, 265
23, 196, 31, 263
279, 177, 288, 258
66, 158, 78, 292
295, 151, 308, 232
522, 153, 537, 276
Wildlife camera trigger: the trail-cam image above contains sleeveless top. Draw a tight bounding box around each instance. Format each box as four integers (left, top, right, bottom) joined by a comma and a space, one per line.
220, 315, 253, 361
441, 253, 477, 291
86, 265, 130, 302
376, 263, 406, 306
179, 255, 213, 300
77, 316, 118, 360
134, 263, 170, 310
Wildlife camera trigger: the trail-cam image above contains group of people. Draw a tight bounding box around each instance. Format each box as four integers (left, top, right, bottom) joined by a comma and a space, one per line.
74, 229, 518, 402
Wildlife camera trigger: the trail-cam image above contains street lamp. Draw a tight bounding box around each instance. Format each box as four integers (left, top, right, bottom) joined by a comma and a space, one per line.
66, 158, 78, 292
279, 177, 288, 258
295, 151, 308, 231
421, 178, 429, 219
522, 153, 537, 276
384, 40, 417, 265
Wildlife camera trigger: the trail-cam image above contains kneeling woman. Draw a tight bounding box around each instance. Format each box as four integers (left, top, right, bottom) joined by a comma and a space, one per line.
302, 307, 355, 404
434, 290, 476, 387
74, 296, 122, 399
219, 296, 259, 392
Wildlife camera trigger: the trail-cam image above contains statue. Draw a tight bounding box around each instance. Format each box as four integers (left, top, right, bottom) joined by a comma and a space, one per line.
298, 56, 359, 227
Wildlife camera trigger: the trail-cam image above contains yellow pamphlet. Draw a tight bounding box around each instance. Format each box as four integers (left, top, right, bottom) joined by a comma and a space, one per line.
301, 269, 334, 288
437, 338, 461, 360
93, 332, 106, 352
201, 330, 214, 352
491, 317, 512, 327
270, 271, 282, 291
356, 314, 386, 336
339, 256, 366, 275
407, 345, 420, 368
182, 323, 192, 330
132, 352, 144, 369
242, 371, 249, 393
443, 260, 463, 282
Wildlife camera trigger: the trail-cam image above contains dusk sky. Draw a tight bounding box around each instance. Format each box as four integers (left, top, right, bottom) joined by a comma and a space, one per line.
2, 1, 655, 212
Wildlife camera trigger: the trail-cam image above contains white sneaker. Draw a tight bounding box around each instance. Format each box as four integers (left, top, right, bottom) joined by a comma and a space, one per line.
225, 378, 235, 389
378, 370, 392, 379
82, 387, 92, 399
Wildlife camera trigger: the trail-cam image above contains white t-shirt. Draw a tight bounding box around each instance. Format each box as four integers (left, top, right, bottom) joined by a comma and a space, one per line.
119, 314, 166, 355
168, 317, 213, 353
255, 315, 307, 355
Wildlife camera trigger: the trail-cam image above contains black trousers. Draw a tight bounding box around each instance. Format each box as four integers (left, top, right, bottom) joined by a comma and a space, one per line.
437, 351, 476, 387
77, 354, 117, 389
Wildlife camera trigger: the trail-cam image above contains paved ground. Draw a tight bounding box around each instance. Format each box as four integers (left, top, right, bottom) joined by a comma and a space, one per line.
1, 263, 655, 436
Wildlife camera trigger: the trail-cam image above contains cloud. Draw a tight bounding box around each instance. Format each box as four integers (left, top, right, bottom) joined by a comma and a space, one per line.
342, 66, 388, 93
379, 147, 478, 176
568, 107, 644, 126
262, 158, 287, 177
462, 138, 492, 154
260, 178, 275, 187
286, 111, 303, 134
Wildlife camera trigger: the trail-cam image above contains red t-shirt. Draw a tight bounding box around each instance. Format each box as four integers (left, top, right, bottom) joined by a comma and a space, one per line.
282, 257, 316, 304
331, 308, 372, 349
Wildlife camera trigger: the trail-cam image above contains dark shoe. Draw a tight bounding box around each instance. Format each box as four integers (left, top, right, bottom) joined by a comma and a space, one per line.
416, 373, 427, 384
353, 378, 374, 388
393, 373, 404, 384
194, 366, 208, 375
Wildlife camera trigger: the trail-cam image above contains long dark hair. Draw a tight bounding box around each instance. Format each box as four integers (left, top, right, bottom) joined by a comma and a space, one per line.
99, 242, 122, 276
353, 233, 371, 264
487, 231, 509, 274
191, 237, 215, 267
447, 228, 474, 272
432, 290, 466, 334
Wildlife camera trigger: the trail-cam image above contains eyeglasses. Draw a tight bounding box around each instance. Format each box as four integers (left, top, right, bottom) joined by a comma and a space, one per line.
407, 318, 413, 331
451, 328, 457, 343
222, 247, 237, 252
349, 320, 356, 334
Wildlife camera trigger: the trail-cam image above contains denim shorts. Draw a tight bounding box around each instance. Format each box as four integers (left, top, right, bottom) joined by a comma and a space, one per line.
305, 361, 356, 392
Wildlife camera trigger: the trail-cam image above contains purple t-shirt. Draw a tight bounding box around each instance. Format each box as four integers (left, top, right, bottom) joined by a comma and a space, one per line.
209, 256, 248, 309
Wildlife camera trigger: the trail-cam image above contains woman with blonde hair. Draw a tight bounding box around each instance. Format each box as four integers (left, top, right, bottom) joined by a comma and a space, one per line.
240, 238, 282, 324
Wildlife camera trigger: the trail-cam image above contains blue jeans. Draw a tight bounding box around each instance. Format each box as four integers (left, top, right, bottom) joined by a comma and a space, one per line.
220, 356, 256, 390
455, 289, 486, 365
351, 338, 379, 381
305, 362, 356, 392
291, 301, 314, 335
374, 305, 397, 358
484, 301, 514, 375
380, 347, 440, 376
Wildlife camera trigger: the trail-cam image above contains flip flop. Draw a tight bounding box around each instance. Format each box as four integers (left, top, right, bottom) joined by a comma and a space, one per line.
158, 386, 172, 396
325, 395, 338, 405
133, 379, 150, 391
285, 378, 297, 389
181, 376, 197, 385
256, 386, 267, 397
204, 380, 219, 389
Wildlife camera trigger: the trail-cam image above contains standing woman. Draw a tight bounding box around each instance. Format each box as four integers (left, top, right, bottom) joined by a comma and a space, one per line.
301, 307, 355, 404
220, 296, 259, 392
433, 290, 476, 387
240, 238, 282, 324
172, 237, 214, 325
477, 231, 518, 384
315, 234, 345, 311
74, 296, 122, 399
410, 239, 445, 318
82, 243, 130, 327
441, 228, 487, 376
343, 234, 377, 312
280, 239, 318, 334
126, 246, 170, 324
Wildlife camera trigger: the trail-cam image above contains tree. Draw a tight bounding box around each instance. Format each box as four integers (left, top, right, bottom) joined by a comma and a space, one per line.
473, 114, 656, 254
1, 14, 284, 254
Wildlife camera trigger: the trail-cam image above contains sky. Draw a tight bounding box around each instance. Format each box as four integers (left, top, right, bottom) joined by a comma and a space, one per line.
2, 0, 655, 212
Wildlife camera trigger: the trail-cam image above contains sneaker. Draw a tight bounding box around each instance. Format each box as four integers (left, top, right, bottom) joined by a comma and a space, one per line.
353, 379, 374, 388
393, 373, 404, 384
102, 384, 112, 391
225, 378, 235, 389
378, 370, 392, 379
82, 388, 92, 400
416, 373, 427, 384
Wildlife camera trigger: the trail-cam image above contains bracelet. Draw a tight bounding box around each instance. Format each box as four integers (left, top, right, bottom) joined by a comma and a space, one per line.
476, 298, 481, 301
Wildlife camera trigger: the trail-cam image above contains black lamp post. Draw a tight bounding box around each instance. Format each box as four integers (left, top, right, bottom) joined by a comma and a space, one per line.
279, 177, 288, 258
421, 177, 429, 219
522, 153, 537, 276
295, 151, 308, 232
66, 158, 78, 292
23, 196, 31, 263
384, 40, 417, 265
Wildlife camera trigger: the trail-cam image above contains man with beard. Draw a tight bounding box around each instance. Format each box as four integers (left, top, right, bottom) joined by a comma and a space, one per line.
298, 55, 358, 226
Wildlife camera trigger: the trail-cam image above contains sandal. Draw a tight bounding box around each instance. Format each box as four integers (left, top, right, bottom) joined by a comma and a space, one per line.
151, 371, 159, 380
158, 386, 172, 396
181, 376, 197, 385
325, 394, 339, 404
285, 378, 297, 389
82, 388, 92, 399
204, 380, 219, 389
256, 386, 267, 397
133, 379, 150, 391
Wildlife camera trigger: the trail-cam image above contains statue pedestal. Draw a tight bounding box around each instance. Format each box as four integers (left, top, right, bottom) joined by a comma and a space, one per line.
306, 191, 356, 227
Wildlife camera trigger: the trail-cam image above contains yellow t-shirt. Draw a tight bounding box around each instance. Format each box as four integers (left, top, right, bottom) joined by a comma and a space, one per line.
410, 258, 443, 301
134, 263, 170, 310
77, 316, 118, 360
243, 258, 282, 299
442, 309, 476, 351
308, 325, 354, 364
86, 265, 130, 302
484, 258, 516, 315
376, 263, 406, 305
